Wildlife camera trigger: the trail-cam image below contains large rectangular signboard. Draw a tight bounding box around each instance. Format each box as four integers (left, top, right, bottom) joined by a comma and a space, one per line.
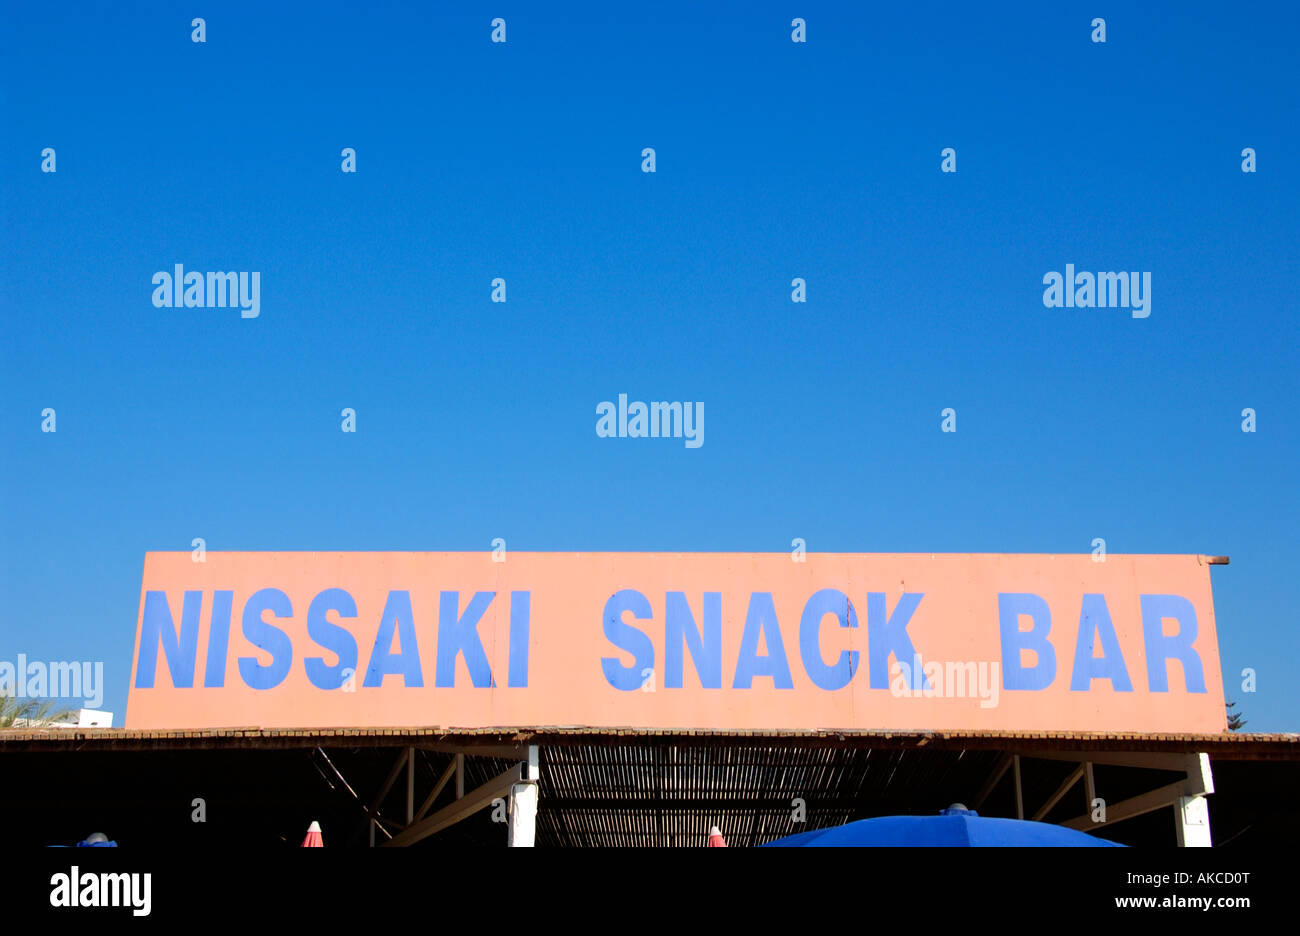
126, 552, 1228, 733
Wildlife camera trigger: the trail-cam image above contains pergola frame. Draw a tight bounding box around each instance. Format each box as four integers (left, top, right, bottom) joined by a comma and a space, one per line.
974, 749, 1215, 846
332, 742, 541, 847
4, 727, 1292, 847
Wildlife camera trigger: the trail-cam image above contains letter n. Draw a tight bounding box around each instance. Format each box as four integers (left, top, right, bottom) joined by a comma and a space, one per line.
135, 591, 202, 687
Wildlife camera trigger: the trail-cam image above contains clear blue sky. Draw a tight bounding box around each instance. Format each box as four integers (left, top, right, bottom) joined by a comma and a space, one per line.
1, 2, 1296, 729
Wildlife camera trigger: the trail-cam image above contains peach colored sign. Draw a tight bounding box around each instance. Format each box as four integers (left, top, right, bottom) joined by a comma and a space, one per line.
126, 552, 1228, 733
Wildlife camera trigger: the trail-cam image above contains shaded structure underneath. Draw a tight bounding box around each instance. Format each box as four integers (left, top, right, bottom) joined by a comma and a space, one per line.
1, 728, 1295, 847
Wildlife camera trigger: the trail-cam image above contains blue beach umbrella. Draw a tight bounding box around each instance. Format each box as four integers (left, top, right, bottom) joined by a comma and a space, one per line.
763, 805, 1123, 847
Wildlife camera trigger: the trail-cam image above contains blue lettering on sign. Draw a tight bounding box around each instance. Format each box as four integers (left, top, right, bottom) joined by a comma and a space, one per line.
601, 589, 655, 691
998, 593, 1056, 690
436, 591, 495, 688
732, 592, 794, 689
799, 588, 859, 691
135, 590, 202, 688
508, 591, 530, 688
366, 590, 424, 688
1070, 594, 1133, 691
867, 592, 927, 690
238, 588, 294, 690
665, 591, 722, 689
134, 584, 1208, 699
137, 586, 534, 692
203, 590, 234, 688
305, 587, 359, 690
1140, 594, 1206, 692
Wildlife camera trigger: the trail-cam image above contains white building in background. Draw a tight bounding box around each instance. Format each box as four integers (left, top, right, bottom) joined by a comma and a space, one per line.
71, 709, 114, 727
12, 708, 113, 729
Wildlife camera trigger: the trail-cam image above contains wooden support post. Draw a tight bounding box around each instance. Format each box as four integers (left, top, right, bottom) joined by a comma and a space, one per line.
1013, 755, 1024, 820
406, 746, 416, 826
508, 745, 540, 848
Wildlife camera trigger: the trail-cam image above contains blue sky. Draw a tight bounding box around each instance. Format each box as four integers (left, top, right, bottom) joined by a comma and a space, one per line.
1, 2, 1296, 729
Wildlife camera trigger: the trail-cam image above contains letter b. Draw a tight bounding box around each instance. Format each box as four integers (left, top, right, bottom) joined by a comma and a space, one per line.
998, 593, 1056, 690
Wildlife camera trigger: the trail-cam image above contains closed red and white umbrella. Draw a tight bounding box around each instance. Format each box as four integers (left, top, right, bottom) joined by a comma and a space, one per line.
707, 825, 728, 847
301, 820, 324, 847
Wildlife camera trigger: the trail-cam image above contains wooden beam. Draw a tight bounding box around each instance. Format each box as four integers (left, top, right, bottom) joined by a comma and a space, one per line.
1031, 763, 1084, 821
1014, 750, 1208, 772
420, 742, 540, 759
368, 747, 410, 815
971, 753, 1012, 809
405, 746, 415, 825
414, 759, 458, 823
383, 764, 523, 848
1013, 755, 1024, 819
1062, 780, 1192, 830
